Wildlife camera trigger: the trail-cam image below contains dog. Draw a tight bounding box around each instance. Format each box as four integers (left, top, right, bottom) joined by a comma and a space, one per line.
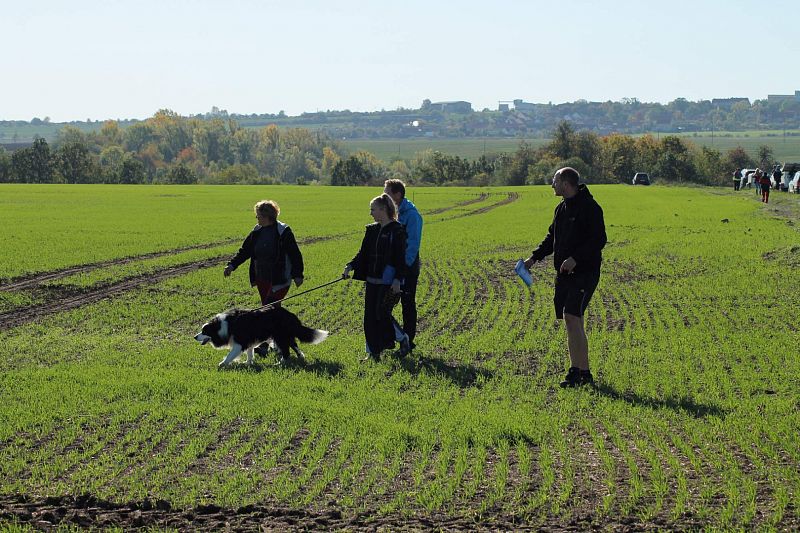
194, 307, 328, 369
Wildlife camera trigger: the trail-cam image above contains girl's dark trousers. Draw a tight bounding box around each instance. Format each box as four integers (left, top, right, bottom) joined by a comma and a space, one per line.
364, 282, 395, 356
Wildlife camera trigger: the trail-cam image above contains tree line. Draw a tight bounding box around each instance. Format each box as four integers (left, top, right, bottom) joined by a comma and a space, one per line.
331, 121, 771, 187
0, 110, 347, 185
0, 116, 773, 186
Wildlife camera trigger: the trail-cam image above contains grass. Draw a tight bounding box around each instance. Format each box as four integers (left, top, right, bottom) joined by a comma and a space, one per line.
0, 183, 799, 529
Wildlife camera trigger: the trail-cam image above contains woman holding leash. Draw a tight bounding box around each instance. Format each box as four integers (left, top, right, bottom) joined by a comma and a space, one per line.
342, 194, 407, 362
224, 200, 304, 306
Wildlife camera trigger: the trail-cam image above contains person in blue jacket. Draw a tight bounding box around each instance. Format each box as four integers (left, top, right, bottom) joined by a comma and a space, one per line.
384, 179, 423, 356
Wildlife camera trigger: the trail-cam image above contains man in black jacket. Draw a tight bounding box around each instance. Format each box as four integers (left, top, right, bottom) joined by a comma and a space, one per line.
525, 167, 607, 387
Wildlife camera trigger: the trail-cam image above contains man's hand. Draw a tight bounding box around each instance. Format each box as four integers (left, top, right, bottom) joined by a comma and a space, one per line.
559, 256, 577, 274
293, 277, 304, 287
223, 266, 233, 277
391, 279, 402, 294
342, 265, 352, 279
524, 257, 535, 270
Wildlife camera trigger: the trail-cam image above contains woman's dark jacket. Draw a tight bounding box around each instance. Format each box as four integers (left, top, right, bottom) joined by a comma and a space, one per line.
349, 221, 408, 283
227, 221, 303, 287
530, 184, 607, 274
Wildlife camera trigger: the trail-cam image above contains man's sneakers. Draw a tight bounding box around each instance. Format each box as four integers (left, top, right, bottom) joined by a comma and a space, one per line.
559, 367, 595, 388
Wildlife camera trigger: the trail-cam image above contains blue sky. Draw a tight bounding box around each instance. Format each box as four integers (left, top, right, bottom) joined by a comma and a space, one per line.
1, 0, 798, 121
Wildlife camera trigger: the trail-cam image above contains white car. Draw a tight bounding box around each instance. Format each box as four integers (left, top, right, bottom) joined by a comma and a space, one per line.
789, 171, 800, 194
778, 172, 791, 191
740, 168, 757, 189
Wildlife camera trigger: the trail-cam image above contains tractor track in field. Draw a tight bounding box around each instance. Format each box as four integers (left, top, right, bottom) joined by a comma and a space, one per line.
0, 239, 240, 292
425, 192, 489, 215
0, 255, 230, 332
440, 192, 519, 221
0, 195, 523, 332
0, 235, 344, 293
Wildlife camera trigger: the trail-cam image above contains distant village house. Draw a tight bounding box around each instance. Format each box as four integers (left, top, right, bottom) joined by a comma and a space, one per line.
429, 101, 473, 113
711, 97, 750, 109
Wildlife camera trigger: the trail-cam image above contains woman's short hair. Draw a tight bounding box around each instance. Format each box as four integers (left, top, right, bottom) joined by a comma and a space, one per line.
254, 200, 280, 222
371, 193, 398, 221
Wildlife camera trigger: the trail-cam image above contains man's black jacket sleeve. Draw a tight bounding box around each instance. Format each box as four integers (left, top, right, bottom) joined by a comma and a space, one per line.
572, 202, 607, 266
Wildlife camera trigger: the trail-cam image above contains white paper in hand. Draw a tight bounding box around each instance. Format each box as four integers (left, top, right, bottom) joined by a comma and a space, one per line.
515, 259, 533, 287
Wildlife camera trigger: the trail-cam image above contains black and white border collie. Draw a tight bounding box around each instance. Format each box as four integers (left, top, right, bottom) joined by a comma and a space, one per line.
194, 308, 328, 369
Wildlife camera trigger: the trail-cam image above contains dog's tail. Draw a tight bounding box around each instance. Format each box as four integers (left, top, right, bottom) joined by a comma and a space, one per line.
296, 326, 329, 345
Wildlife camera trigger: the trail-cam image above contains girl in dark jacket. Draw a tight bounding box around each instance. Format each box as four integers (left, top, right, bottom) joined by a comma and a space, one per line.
342, 194, 407, 361
224, 200, 304, 305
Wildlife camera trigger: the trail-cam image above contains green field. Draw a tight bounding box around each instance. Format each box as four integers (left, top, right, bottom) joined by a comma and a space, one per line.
673, 131, 800, 162
343, 133, 800, 162
1, 184, 799, 530
342, 137, 548, 160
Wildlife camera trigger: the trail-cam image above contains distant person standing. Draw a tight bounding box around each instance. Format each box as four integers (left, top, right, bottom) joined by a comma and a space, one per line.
754, 168, 762, 195
773, 165, 783, 191
733, 168, 741, 191
758, 169, 771, 203
384, 179, 423, 356
524, 167, 607, 388
224, 200, 304, 305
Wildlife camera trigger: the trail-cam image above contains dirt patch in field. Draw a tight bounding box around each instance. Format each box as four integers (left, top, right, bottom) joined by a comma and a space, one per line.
762, 245, 800, 266
0, 491, 732, 532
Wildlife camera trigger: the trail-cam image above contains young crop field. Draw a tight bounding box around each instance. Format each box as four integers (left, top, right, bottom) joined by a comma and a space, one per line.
342, 133, 800, 162
1, 183, 799, 531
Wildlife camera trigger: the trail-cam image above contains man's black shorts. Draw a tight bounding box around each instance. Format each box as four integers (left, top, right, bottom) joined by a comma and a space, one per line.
553, 270, 600, 319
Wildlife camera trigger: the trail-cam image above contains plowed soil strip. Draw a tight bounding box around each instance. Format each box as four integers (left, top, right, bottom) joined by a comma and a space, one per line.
0, 493, 705, 531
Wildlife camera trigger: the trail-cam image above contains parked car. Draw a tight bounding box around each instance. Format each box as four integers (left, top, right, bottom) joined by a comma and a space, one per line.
740, 168, 757, 189
781, 163, 800, 192
632, 172, 651, 185
789, 171, 800, 194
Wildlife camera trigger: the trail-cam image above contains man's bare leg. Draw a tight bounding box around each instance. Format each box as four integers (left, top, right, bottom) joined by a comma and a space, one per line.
564, 313, 589, 371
